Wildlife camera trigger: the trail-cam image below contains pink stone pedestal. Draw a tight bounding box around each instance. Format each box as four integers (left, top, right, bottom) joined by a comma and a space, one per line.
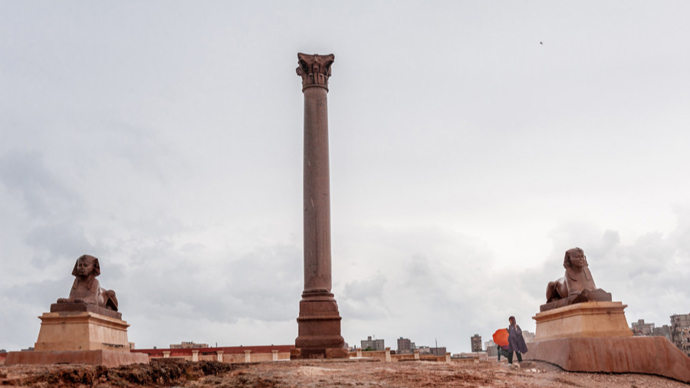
293, 291, 348, 359
525, 301, 690, 383
6, 349, 148, 368
526, 337, 690, 383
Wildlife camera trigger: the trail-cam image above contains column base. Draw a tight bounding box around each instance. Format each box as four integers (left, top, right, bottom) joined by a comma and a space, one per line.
294, 292, 348, 359
290, 347, 350, 360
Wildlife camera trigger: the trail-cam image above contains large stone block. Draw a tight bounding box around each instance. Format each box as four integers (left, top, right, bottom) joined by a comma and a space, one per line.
35, 311, 131, 352
533, 301, 632, 341
5, 350, 148, 368
525, 336, 690, 383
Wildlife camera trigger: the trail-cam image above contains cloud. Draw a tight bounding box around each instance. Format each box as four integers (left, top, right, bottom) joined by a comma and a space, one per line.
0, 151, 81, 219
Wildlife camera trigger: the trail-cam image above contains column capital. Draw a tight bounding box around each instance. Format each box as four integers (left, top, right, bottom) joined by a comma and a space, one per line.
296, 53, 334, 91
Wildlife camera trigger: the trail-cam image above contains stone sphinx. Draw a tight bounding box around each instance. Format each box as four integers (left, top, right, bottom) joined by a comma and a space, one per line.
542, 247, 611, 311
5, 253, 149, 367
55, 254, 119, 313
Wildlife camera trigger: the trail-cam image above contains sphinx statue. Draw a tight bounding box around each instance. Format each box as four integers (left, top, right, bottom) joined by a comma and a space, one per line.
56, 254, 118, 311
543, 247, 611, 311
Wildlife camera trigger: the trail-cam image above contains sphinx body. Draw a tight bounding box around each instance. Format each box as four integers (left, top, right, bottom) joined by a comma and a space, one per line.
546, 247, 603, 303
57, 254, 118, 311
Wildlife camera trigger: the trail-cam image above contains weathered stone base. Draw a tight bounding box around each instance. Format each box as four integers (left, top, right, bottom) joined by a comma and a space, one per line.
524, 336, 690, 383
51, 302, 121, 319
290, 347, 350, 360
540, 289, 612, 312
533, 301, 632, 341
294, 292, 348, 359
35, 311, 131, 352
5, 350, 148, 368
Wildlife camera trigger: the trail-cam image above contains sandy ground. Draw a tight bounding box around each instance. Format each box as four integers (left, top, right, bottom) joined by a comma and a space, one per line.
0, 358, 686, 387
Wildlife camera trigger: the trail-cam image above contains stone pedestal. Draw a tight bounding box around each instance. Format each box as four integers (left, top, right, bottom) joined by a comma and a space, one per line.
533, 301, 632, 341
292, 52, 347, 359
526, 301, 690, 383
35, 311, 131, 352
6, 309, 147, 367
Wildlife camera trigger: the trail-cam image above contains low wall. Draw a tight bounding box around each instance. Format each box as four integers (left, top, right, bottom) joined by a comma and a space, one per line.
348, 350, 449, 363
132, 345, 293, 363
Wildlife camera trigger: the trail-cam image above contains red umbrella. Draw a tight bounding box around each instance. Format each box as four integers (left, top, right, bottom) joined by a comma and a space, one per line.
492, 328, 509, 347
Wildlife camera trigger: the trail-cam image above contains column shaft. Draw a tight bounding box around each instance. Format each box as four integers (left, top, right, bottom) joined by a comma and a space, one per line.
303, 86, 332, 294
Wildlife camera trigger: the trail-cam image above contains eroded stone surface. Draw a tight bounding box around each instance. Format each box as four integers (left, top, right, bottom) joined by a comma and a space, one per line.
525, 336, 690, 384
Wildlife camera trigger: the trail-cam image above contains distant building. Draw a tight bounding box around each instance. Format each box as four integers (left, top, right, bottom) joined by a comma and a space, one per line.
653, 324, 672, 340
170, 341, 209, 349
361, 336, 385, 351
471, 334, 482, 352
671, 314, 690, 356
0, 349, 6, 353
631, 319, 655, 336
417, 346, 446, 356
397, 337, 413, 354
522, 331, 535, 344
484, 340, 497, 357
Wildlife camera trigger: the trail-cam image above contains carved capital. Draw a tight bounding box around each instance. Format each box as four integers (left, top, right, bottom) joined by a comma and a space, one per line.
296, 53, 334, 91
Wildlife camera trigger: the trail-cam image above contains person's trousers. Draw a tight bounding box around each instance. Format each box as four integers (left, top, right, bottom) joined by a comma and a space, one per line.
507, 351, 522, 364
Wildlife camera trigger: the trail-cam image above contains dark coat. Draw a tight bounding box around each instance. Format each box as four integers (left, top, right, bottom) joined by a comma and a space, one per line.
508, 324, 528, 354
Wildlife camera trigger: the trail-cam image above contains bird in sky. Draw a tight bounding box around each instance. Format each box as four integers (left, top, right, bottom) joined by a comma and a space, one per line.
540, 41, 543, 45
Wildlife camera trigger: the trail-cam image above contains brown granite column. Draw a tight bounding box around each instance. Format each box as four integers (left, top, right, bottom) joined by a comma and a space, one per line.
293, 53, 347, 359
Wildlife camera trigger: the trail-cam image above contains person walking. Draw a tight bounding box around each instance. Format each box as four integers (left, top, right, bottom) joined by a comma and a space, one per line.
507, 316, 528, 364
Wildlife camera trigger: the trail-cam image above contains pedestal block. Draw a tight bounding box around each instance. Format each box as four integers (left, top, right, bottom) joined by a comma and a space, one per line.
5, 350, 148, 368
525, 337, 690, 383
35, 311, 131, 352
293, 293, 348, 359
533, 301, 632, 341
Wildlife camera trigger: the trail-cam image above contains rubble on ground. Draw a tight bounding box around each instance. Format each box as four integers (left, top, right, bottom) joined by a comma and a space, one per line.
1, 358, 686, 387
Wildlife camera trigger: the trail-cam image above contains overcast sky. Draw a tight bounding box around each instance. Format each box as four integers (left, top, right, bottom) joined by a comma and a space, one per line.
1, 1, 689, 353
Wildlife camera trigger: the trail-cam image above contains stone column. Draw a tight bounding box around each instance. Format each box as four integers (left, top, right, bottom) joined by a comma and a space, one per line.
272, 349, 279, 361
163, 351, 170, 359
385, 347, 391, 363
244, 350, 251, 363
293, 52, 347, 359
191, 350, 199, 362
216, 351, 224, 362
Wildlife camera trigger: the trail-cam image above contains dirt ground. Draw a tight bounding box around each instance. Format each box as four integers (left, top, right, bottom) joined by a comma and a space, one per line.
0, 358, 686, 387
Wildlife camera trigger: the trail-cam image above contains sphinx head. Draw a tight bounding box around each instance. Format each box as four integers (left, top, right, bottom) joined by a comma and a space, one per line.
563, 247, 587, 269
72, 255, 101, 278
